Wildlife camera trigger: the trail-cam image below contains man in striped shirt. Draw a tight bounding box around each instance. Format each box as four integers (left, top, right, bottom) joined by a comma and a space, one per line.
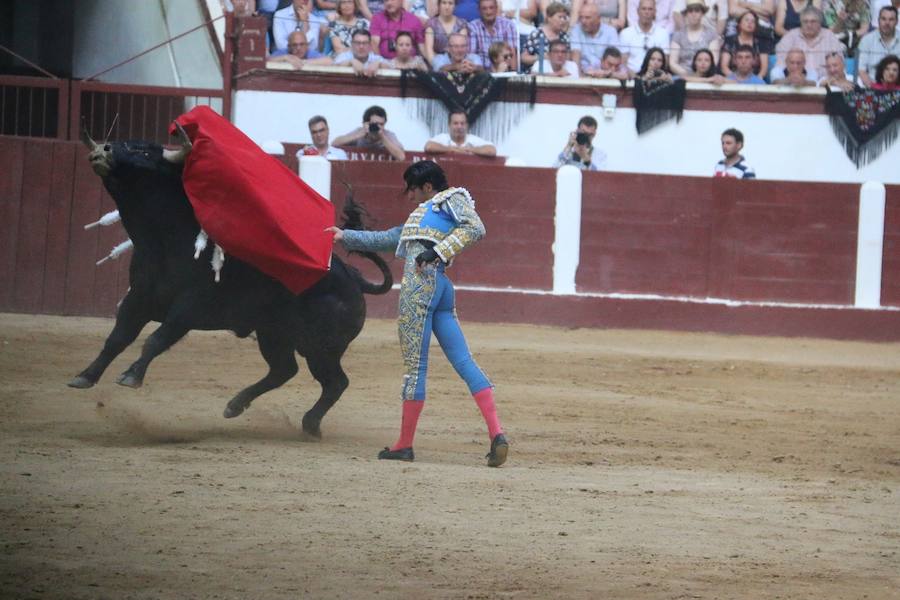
714, 128, 756, 179
468, 0, 519, 68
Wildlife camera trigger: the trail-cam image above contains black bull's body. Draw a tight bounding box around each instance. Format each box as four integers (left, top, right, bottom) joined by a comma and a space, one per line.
69, 139, 392, 438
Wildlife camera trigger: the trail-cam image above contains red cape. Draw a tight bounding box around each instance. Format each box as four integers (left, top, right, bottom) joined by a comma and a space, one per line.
170, 106, 333, 294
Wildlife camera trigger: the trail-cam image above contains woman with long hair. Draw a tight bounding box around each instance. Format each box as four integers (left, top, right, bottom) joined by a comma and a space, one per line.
637, 46, 673, 82
683, 48, 728, 83
721, 10, 771, 80
326, 161, 508, 467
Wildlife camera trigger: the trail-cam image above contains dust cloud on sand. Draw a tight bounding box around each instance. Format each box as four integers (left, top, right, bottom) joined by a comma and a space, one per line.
2, 313, 899, 599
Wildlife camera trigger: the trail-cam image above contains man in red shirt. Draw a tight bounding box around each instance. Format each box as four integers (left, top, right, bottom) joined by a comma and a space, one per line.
370, 0, 425, 59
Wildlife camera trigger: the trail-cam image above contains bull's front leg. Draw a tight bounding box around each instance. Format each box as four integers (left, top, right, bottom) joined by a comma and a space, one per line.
69, 291, 151, 388
116, 301, 192, 388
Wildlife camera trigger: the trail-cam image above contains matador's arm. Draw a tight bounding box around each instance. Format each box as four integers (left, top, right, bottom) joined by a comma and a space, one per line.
432, 189, 485, 263
340, 226, 402, 253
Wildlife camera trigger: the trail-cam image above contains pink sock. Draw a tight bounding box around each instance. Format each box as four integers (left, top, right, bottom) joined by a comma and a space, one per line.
390, 400, 424, 451
473, 387, 503, 439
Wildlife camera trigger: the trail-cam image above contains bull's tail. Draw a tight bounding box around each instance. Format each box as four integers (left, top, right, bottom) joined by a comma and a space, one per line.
341, 184, 393, 296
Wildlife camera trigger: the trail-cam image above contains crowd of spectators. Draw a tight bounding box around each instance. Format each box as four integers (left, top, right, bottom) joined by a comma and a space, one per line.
242, 0, 899, 89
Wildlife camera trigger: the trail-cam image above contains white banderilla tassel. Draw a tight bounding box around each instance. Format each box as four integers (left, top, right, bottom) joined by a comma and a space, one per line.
84, 210, 121, 230
193, 229, 209, 259
211, 244, 225, 282
96, 239, 134, 266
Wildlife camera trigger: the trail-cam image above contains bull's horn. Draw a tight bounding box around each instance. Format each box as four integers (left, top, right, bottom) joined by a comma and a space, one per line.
162, 121, 193, 163
80, 118, 100, 151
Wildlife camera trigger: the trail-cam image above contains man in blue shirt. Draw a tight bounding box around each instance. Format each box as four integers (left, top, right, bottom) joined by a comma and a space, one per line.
726, 45, 767, 84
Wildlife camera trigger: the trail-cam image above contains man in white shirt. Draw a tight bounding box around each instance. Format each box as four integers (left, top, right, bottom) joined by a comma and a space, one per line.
537, 40, 581, 77
303, 116, 348, 160
424, 111, 497, 157
620, 0, 671, 73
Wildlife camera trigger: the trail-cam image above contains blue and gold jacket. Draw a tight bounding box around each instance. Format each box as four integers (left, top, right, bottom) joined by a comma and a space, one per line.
340, 187, 485, 265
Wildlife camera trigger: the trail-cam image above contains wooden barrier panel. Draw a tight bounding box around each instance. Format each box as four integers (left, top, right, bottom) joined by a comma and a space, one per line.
578, 173, 860, 305
881, 185, 900, 308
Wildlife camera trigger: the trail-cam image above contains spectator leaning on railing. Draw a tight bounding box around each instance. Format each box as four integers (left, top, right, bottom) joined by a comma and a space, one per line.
570, 2, 620, 74
620, 0, 671, 73
386, 30, 430, 68
726, 44, 768, 82
334, 29, 387, 75
871, 53, 900, 89
683, 47, 729, 82
487, 40, 516, 71
424, 110, 498, 156
584, 45, 632, 78
332, 105, 407, 160
269, 30, 335, 68
772, 47, 818, 85
857, 6, 899, 87
432, 32, 485, 71
537, 39, 581, 76
817, 50, 856, 89
772, 6, 845, 81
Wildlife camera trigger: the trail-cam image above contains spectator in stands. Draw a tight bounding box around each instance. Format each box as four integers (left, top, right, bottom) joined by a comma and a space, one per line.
584, 46, 632, 78
332, 105, 406, 160
433, 32, 486, 70
269, 30, 335, 67
872, 52, 900, 88
720, 10, 773, 80
669, 0, 721, 77
570, 2, 620, 74
334, 30, 387, 75
773, 6, 845, 80
591, 0, 627, 30
273, 0, 330, 53
328, 0, 371, 54
857, 6, 899, 86
627, 0, 679, 31
725, 0, 776, 39
487, 40, 516, 71
305, 115, 349, 159
424, 0, 470, 64
556, 115, 607, 170
522, 2, 572, 70
621, 0, 672, 72
726, 43, 768, 81
773, 47, 818, 84
776, 0, 824, 38
386, 30, 430, 67
823, 0, 870, 53
537, 39, 581, 75
817, 50, 856, 88
358, 0, 385, 19
424, 110, 498, 155
370, 0, 425, 58
636, 46, 674, 80
672, 0, 728, 35
684, 47, 729, 81
469, 0, 520, 67
714, 128, 756, 178
503, 0, 540, 49
869, 0, 899, 29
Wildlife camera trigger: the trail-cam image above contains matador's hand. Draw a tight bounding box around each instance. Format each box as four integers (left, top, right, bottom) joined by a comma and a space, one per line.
415, 248, 441, 267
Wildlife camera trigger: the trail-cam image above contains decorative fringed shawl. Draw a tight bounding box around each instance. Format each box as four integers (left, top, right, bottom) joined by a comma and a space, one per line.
633, 77, 687, 134
400, 70, 536, 142
825, 88, 900, 167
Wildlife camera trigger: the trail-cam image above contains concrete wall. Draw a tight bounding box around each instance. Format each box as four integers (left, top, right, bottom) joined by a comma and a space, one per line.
233, 88, 900, 185
72, 0, 221, 88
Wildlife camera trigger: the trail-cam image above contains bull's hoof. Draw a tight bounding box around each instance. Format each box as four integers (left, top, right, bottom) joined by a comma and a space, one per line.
116, 372, 143, 388
223, 402, 246, 419
68, 375, 96, 389
301, 415, 322, 441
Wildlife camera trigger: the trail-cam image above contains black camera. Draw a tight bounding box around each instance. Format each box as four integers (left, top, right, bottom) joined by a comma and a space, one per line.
575, 132, 590, 145
387, 38, 396, 52
368, 122, 380, 133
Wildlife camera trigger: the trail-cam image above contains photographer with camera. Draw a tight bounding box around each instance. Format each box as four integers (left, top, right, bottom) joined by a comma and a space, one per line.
370, 0, 425, 59
332, 105, 407, 160
554, 115, 607, 171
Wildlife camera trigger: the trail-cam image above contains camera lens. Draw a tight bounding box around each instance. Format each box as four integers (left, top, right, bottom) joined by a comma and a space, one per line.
369, 122, 380, 133
575, 132, 590, 145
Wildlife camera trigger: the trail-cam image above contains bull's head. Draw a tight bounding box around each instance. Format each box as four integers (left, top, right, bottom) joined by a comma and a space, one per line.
80, 121, 193, 178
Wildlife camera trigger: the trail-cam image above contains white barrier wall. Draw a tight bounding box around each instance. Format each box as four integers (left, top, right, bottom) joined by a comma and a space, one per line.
233, 89, 900, 184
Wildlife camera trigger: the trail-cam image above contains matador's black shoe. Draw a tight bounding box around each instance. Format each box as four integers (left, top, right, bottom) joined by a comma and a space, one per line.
378, 447, 414, 462
486, 434, 509, 468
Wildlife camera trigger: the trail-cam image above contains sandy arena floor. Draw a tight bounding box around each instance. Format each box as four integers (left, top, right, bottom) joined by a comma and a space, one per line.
1, 313, 899, 599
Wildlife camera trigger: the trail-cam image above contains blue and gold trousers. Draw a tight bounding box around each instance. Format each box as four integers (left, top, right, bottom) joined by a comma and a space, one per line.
398, 250, 491, 401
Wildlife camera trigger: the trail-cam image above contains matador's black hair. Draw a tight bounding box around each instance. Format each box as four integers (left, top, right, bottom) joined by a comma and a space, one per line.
403, 160, 449, 193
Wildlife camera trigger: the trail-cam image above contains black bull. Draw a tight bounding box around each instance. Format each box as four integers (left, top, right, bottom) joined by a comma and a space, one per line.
69, 135, 392, 438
